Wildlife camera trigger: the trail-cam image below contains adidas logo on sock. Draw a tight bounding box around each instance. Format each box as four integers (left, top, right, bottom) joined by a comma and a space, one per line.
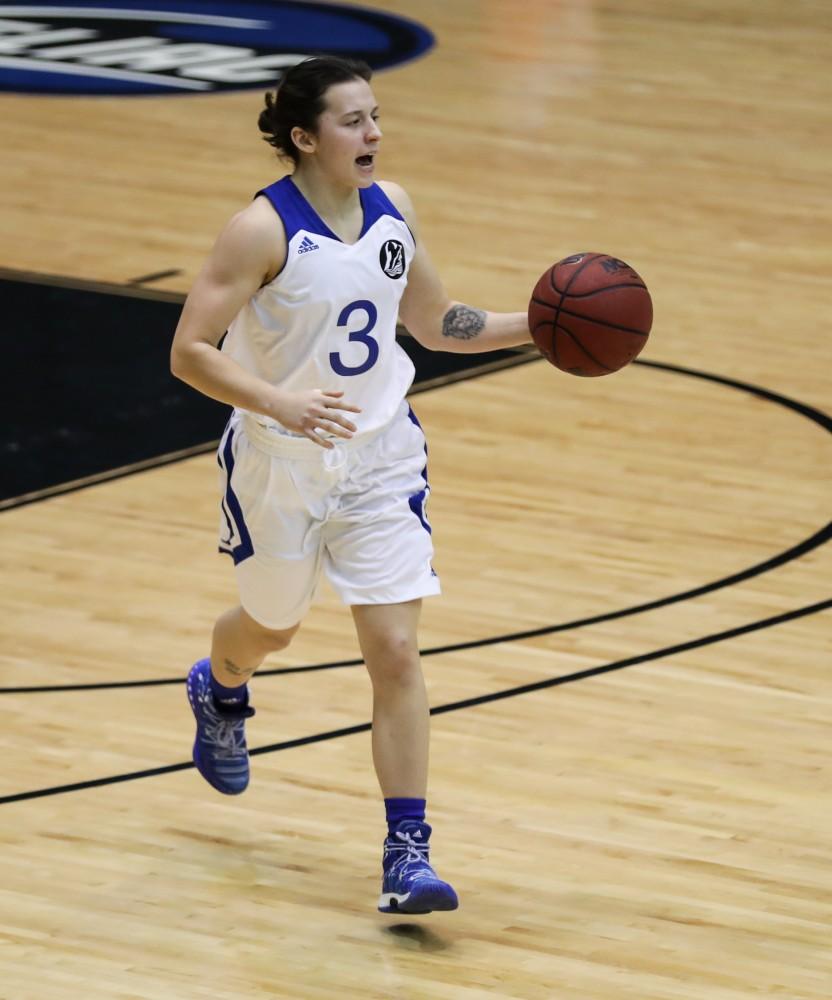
298, 235, 320, 254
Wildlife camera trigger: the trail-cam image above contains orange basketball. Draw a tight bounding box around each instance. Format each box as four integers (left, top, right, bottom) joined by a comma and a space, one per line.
528, 253, 653, 376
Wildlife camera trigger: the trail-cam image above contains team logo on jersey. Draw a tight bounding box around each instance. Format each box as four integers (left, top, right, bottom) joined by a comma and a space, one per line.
379, 240, 406, 279
0, 3, 434, 96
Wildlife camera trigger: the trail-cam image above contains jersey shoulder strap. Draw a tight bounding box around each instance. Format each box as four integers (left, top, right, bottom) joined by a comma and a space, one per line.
255, 175, 337, 243
256, 177, 410, 244
358, 182, 407, 235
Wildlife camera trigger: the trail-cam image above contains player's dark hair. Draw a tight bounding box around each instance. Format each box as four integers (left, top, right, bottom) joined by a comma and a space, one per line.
258, 56, 373, 165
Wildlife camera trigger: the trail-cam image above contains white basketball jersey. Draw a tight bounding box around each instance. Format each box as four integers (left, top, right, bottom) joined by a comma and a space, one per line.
222, 176, 416, 440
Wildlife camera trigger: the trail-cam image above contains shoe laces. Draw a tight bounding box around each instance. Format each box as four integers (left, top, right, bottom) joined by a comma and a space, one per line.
386, 829, 437, 883
199, 693, 253, 760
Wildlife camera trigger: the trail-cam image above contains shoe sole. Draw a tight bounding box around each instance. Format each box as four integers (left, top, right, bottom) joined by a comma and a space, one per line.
378, 885, 459, 915
192, 740, 248, 796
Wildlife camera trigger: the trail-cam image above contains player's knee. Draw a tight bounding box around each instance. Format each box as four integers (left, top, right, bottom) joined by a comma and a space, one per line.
227, 608, 299, 654
367, 633, 421, 687
252, 621, 298, 654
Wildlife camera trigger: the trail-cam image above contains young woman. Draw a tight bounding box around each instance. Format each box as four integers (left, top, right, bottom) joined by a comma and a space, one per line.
171, 56, 531, 915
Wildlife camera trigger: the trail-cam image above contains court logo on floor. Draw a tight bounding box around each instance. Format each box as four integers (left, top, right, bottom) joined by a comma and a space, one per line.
0, 2, 434, 95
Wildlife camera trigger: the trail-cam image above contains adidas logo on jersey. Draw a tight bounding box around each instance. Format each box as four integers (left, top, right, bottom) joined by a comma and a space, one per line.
298, 236, 320, 254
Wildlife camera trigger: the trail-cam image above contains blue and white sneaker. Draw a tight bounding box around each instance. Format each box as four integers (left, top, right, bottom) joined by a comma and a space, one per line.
378, 820, 459, 914
186, 658, 254, 795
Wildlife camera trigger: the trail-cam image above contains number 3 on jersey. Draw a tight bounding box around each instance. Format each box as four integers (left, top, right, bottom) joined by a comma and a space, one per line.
330, 300, 379, 376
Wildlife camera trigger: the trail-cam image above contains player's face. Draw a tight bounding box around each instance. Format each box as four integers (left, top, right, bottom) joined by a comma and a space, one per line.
311, 78, 382, 187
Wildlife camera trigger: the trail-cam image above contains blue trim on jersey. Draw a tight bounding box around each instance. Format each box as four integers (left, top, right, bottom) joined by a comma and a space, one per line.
217, 425, 254, 565
256, 176, 406, 244
358, 182, 407, 236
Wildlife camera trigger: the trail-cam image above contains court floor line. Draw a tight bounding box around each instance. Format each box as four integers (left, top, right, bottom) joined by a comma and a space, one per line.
1, 597, 828, 806
3, 359, 829, 696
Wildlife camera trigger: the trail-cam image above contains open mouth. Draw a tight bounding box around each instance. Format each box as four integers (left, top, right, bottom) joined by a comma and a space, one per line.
356, 154, 374, 168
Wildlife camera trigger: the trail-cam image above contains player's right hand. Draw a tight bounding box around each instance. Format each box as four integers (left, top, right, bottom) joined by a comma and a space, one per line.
271, 389, 362, 448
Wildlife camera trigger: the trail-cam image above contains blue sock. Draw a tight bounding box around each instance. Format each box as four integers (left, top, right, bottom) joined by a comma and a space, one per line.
385, 797, 426, 836
210, 669, 248, 707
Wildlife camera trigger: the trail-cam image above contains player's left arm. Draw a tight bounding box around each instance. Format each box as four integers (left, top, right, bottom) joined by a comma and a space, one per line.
379, 180, 532, 354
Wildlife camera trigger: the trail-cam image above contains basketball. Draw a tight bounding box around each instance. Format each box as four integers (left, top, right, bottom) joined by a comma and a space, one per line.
528, 253, 653, 376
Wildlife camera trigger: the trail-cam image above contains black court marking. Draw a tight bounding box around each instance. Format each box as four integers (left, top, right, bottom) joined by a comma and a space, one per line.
127, 269, 183, 286
0, 599, 827, 806
0, 348, 537, 514
0, 267, 528, 509
2, 357, 828, 696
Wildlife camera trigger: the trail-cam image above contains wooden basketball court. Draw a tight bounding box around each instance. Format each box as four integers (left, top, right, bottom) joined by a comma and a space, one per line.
1, 2, 830, 997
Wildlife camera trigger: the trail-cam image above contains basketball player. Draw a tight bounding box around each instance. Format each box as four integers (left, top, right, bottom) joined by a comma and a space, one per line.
170, 56, 531, 915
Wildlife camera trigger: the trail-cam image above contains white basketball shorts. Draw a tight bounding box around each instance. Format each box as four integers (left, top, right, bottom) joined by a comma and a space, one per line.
216, 400, 441, 629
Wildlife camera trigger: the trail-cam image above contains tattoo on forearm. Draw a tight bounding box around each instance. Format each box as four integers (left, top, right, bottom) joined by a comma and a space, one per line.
442, 304, 486, 341
224, 658, 253, 678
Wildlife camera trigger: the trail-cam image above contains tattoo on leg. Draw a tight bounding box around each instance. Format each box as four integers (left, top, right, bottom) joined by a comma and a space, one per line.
442, 304, 486, 341
224, 658, 253, 679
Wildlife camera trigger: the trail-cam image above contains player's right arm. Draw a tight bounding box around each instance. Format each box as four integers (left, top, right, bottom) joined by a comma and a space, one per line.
171, 199, 360, 447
